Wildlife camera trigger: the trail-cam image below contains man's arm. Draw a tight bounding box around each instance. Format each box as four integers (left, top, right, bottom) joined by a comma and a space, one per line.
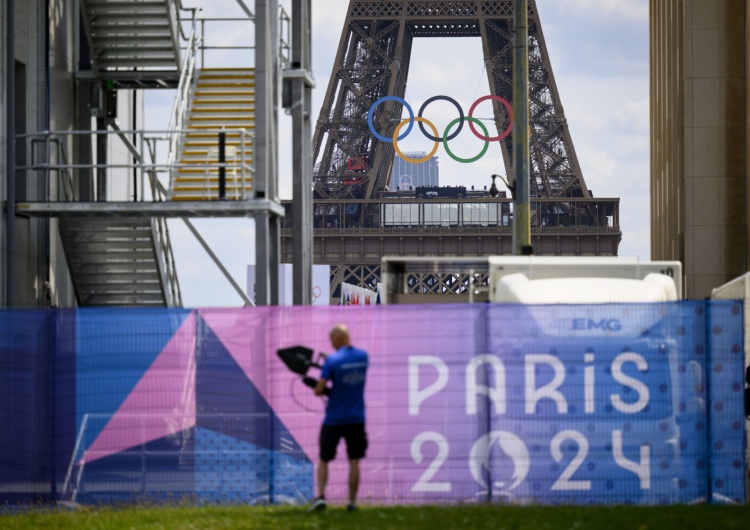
314, 377, 329, 396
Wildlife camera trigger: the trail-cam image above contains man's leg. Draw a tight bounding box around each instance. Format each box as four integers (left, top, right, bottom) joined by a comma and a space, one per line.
307, 460, 329, 512
343, 424, 367, 511
348, 459, 360, 503
317, 460, 329, 499
309, 424, 336, 512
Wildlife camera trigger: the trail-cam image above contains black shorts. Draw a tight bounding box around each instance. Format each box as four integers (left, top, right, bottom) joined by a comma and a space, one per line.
319, 423, 368, 462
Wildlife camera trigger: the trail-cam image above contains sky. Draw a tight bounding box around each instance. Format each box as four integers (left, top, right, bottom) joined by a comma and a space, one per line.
147, 0, 651, 307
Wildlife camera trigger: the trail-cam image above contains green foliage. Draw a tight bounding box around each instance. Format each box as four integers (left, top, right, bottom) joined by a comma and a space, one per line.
2, 504, 750, 530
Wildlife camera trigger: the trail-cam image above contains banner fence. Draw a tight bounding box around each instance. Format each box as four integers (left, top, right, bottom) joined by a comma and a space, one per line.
0, 302, 746, 506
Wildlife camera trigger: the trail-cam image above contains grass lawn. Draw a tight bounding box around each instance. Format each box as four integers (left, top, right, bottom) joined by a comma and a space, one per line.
2, 504, 750, 530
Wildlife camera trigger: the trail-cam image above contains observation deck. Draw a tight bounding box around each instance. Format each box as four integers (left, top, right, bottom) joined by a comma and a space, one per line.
281, 195, 621, 302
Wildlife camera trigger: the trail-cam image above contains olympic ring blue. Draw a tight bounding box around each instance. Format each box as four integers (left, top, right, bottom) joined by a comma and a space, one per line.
368, 96, 414, 142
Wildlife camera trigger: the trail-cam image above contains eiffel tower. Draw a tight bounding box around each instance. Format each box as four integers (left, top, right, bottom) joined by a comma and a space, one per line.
281, 0, 622, 303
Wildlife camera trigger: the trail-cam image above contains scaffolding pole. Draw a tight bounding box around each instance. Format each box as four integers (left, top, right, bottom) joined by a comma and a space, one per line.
513, 0, 532, 255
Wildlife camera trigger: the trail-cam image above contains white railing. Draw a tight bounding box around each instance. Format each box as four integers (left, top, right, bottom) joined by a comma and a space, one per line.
15, 128, 255, 203
143, 142, 183, 308
61, 412, 288, 504
166, 9, 199, 171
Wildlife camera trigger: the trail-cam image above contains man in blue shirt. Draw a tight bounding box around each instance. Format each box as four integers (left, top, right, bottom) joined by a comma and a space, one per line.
307, 324, 368, 512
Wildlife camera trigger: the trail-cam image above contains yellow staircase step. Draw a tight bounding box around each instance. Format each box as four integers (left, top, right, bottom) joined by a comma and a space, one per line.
185, 125, 254, 130
190, 107, 254, 113
176, 167, 251, 173
172, 186, 251, 193
180, 154, 253, 158
199, 68, 255, 73
184, 130, 251, 136
197, 74, 255, 80
170, 196, 249, 202
189, 115, 255, 121
194, 90, 255, 96
174, 176, 252, 183
195, 82, 256, 88
191, 99, 255, 106
181, 139, 253, 143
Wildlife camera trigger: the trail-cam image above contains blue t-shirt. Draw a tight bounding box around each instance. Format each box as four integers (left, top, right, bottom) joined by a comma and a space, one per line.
320, 345, 368, 425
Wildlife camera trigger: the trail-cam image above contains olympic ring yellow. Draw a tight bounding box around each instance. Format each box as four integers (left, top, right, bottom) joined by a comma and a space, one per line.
392, 117, 440, 164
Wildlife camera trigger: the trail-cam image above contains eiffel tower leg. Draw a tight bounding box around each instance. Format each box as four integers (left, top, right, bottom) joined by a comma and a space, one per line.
312, 10, 412, 201
482, 0, 589, 199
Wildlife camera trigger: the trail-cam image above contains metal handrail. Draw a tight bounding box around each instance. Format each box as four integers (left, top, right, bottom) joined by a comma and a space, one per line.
193, 16, 256, 67
166, 10, 198, 172
174, 0, 193, 41
29, 137, 76, 202
144, 143, 183, 307
16, 128, 255, 203
279, 5, 291, 68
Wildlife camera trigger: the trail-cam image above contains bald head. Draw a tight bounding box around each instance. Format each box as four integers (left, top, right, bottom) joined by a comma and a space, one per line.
329, 324, 351, 350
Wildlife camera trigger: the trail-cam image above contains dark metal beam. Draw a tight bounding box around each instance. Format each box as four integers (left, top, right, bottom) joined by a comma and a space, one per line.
288, 0, 314, 305
5, 0, 15, 306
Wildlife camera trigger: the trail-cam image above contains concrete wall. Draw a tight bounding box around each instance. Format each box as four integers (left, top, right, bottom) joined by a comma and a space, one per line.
651, 0, 749, 299
1, 0, 83, 307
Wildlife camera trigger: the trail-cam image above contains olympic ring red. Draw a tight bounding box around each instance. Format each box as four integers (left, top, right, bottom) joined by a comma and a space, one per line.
468, 95, 513, 142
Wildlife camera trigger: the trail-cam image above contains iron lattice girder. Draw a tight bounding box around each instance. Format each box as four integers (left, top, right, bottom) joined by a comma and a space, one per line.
313, 19, 405, 200
405, 272, 490, 294
330, 265, 382, 299
313, 0, 590, 203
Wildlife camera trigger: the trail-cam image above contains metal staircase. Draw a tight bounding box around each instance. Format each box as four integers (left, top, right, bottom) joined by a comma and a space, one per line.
59, 218, 181, 307
53, 0, 185, 307
80, 0, 181, 72
168, 68, 255, 201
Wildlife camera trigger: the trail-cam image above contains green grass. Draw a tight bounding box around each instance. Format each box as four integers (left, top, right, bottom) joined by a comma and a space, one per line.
2, 504, 750, 530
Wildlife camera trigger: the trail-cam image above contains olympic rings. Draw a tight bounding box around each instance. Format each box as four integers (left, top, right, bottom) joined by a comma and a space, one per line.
443, 117, 490, 164
367, 94, 514, 163
468, 95, 513, 142
392, 117, 440, 164
368, 96, 414, 142
418, 95, 464, 142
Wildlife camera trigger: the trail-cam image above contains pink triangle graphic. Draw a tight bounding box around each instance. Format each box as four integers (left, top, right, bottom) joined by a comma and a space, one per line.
81, 312, 197, 464
199, 308, 388, 469
200, 308, 326, 462
199, 308, 273, 398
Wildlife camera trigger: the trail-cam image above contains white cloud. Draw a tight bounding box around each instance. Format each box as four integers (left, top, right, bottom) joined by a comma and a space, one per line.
311, 0, 348, 44
578, 145, 618, 180
612, 98, 649, 132
555, 0, 649, 20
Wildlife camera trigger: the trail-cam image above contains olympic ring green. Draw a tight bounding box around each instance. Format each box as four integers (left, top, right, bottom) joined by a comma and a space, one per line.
442, 117, 490, 164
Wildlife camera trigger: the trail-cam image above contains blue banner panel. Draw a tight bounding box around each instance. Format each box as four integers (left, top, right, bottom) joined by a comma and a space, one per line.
706, 302, 746, 503
75, 308, 191, 446
0, 311, 54, 502
482, 301, 745, 504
